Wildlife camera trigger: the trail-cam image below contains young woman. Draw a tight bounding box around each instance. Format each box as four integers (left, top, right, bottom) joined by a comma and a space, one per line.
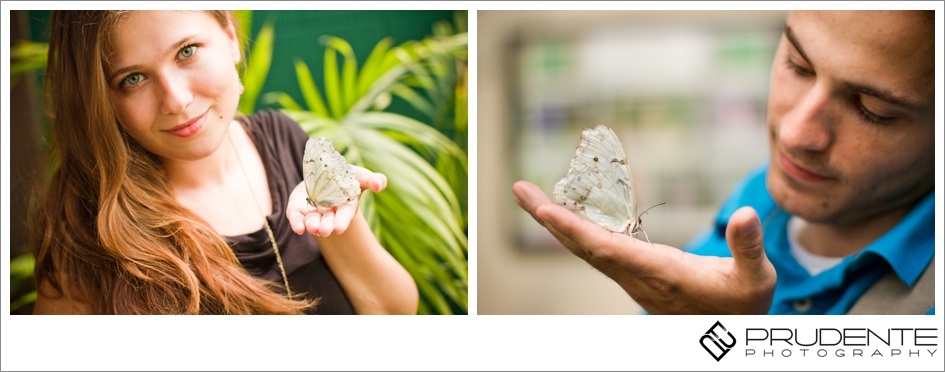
30, 10, 418, 314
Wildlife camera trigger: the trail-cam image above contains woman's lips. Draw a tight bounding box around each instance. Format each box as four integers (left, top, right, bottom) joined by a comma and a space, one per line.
778, 151, 832, 182
165, 110, 208, 138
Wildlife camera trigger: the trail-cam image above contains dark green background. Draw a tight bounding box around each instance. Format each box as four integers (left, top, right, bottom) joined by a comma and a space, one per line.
26, 10, 458, 115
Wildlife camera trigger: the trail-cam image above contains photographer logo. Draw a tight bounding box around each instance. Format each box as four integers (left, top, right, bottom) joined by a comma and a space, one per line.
701, 321, 736, 361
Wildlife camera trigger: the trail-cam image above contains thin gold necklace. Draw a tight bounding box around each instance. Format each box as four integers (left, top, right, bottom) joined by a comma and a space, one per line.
228, 130, 293, 298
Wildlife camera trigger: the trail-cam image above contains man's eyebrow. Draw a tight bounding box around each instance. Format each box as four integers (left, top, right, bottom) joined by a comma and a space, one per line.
783, 24, 813, 69
784, 23, 927, 112
106, 34, 198, 83
845, 81, 928, 111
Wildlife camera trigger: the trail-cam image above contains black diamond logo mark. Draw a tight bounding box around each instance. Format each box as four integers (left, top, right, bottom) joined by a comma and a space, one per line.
700, 321, 736, 361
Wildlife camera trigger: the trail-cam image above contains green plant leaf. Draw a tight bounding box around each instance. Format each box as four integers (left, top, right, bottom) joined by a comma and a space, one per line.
11, 291, 38, 312
280, 110, 340, 138
355, 112, 467, 169
385, 237, 451, 314
378, 47, 404, 73
10, 253, 37, 311
234, 10, 253, 57
10, 40, 48, 90
10, 253, 36, 277
345, 63, 411, 117
454, 10, 468, 33
372, 91, 392, 111
292, 59, 330, 117
322, 37, 359, 112
321, 36, 344, 119
345, 124, 468, 312
390, 82, 436, 119
261, 91, 304, 111
238, 21, 275, 115
351, 128, 466, 256
359, 189, 380, 238
358, 37, 394, 96
270, 25, 470, 314
432, 20, 454, 37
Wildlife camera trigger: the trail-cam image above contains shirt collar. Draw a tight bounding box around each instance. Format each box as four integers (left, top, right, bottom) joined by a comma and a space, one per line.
855, 192, 935, 286
716, 163, 935, 286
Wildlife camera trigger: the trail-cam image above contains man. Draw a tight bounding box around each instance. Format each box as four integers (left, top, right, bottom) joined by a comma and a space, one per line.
513, 10, 934, 314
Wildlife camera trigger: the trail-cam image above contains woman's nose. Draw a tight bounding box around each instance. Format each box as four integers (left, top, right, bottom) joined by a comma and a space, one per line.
158, 71, 193, 115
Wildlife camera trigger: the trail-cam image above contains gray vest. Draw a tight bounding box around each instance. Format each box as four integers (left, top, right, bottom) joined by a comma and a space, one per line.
846, 257, 935, 315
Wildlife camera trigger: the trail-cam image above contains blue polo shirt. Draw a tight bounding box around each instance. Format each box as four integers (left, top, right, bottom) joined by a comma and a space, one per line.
684, 163, 935, 315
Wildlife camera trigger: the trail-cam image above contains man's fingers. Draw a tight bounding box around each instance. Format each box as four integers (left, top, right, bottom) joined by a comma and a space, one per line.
512, 181, 552, 216
513, 181, 591, 258
542, 221, 582, 256
725, 206, 776, 313
537, 203, 634, 266
725, 207, 770, 277
514, 180, 653, 269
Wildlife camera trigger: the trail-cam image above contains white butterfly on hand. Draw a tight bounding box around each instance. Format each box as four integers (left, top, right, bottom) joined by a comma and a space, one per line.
553, 125, 660, 244
303, 137, 361, 209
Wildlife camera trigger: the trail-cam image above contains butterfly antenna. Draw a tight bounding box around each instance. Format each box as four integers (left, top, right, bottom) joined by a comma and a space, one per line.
639, 202, 666, 218
637, 202, 664, 246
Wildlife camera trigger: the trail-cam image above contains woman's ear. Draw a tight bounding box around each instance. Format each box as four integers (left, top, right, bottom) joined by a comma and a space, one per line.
226, 22, 241, 66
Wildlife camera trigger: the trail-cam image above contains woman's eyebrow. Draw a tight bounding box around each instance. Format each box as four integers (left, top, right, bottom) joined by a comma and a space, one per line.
106, 34, 198, 83
108, 64, 142, 83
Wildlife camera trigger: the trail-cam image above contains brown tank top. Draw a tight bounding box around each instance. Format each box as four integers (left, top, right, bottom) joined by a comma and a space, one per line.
225, 110, 354, 315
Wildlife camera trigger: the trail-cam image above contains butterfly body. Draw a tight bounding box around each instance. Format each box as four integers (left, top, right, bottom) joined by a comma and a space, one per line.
553, 125, 651, 242
303, 137, 361, 208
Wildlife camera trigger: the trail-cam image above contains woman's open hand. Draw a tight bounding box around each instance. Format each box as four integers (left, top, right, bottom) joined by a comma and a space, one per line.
287, 165, 387, 237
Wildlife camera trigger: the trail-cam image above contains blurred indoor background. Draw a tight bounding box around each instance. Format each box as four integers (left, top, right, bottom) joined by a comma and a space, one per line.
478, 10, 789, 314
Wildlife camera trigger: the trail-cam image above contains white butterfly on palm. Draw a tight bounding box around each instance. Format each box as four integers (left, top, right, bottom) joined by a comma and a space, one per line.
553, 125, 661, 244
303, 137, 361, 209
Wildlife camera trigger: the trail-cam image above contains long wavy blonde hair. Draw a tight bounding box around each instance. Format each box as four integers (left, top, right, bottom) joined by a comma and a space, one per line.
30, 10, 314, 314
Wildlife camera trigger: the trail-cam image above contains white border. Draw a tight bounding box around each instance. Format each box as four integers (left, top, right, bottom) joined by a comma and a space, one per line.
2, 1, 943, 371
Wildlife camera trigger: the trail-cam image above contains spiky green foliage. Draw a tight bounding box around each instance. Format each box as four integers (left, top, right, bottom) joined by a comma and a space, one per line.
265, 30, 469, 314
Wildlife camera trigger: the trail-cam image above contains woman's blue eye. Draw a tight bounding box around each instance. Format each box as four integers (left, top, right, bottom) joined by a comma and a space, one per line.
179, 45, 196, 59
123, 73, 144, 86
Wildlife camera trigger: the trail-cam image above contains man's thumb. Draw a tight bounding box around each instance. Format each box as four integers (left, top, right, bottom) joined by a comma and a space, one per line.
725, 207, 768, 274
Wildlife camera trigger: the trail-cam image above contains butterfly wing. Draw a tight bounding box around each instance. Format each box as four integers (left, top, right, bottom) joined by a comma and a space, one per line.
587, 126, 639, 231
303, 137, 361, 208
554, 125, 639, 234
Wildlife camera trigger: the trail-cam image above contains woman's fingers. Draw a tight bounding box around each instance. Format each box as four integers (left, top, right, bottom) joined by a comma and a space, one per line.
304, 210, 322, 236
287, 196, 310, 235
351, 165, 387, 193
318, 211, 335, 237
291, 168, 376, 237
289, 211, 306, 235
294, 201, 360, 237
333, 203, 358, 234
